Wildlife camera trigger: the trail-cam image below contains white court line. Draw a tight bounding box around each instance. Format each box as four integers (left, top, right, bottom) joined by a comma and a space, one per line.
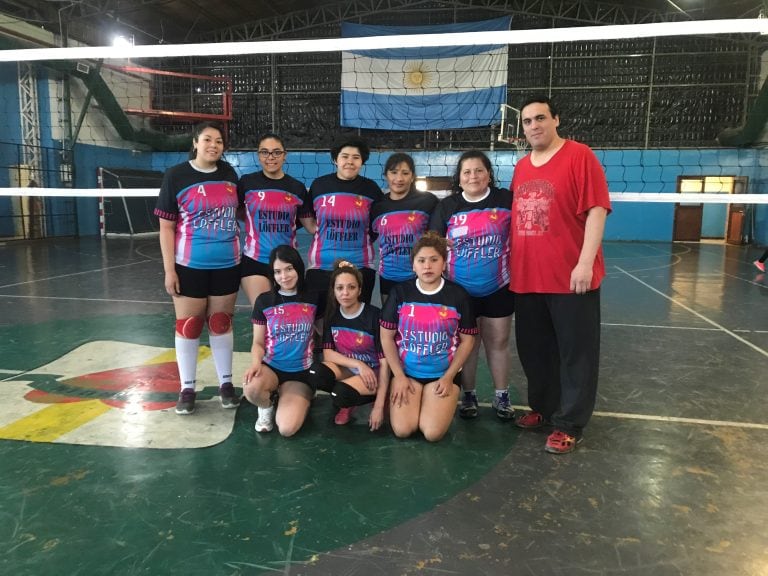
0, 293, 253, 309
0, 369, 23, 375
0, 260, 154, 289
502, 404, 768, 431
604, 322, 720, 331
0, 294, 171, 305
615, 265, 768, 359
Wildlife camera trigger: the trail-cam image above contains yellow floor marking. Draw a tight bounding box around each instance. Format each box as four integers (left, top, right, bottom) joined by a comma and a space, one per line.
0, 399, 112, 442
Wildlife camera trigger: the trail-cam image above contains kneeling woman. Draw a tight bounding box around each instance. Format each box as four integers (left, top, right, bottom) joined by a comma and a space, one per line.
311, 260, 390, 430
380, 231, 477, 441
243, 245, 318, 437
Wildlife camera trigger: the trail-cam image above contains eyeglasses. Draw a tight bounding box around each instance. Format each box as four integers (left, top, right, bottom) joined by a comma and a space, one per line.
258, 149, 285, 158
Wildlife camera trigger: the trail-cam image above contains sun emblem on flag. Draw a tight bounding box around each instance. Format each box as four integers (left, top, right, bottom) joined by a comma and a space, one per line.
404, 61, 436, 90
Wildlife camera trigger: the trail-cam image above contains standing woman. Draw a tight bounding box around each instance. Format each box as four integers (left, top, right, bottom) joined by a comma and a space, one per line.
243, 246, 318, 436
305, 136, 383, 315
239, 133, 316, 305
371, 153, 438, 301
429, 150, 515, 420
380, 232, 477, 442
309, 260, 390, 429
155, 121, 242, 415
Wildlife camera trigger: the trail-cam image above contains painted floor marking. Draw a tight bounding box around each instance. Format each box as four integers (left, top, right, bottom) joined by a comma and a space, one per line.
615, 265, 768, 359
0, 399, 112, 442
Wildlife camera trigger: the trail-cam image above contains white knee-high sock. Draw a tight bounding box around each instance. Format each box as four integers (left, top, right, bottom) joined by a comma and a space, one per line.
175, 336, 199, 391
209, 331, 233, 386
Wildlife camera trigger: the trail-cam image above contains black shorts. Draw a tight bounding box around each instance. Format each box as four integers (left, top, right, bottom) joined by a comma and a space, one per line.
265, 363, 315, 392
240, 255, 272, 279
408, 372, 461, 387
175, 264, 241, 298
306, 267, 376, 316
471, 284, 515, 318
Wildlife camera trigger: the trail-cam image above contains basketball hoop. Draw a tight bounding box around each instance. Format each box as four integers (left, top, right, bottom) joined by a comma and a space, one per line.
497, 104, 528, 156
497, 134, 529, 156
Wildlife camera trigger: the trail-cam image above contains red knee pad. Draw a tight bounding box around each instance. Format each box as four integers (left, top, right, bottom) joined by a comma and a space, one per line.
207, 312, 232, 335
175, 316, 204, 338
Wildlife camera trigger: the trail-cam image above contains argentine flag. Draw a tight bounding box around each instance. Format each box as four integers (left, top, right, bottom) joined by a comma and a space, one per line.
340, 17, 511, 131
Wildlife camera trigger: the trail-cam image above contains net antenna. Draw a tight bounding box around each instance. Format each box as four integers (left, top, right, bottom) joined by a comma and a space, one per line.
498, 104, 529, 157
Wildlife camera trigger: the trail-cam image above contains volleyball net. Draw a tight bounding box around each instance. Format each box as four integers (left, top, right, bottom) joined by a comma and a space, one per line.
0, 15, 766, 241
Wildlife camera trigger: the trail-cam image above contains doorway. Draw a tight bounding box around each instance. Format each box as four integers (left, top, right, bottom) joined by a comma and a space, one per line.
673, 176, 748, 244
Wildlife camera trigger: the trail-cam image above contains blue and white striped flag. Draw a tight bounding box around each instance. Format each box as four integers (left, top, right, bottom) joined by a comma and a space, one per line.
340, 17, 511, 131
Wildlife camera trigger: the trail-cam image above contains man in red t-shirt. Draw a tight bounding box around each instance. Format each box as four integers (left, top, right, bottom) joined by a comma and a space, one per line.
510, 96, 611, 454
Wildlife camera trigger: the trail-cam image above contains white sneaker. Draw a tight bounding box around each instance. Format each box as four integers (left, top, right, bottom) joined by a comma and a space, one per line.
255, 405, 275, 433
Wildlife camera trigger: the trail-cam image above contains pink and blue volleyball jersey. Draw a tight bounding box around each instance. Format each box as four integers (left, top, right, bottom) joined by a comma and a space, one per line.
251, 291, 318, 373
380, 279, 477, 380
371, 191, 438, 282
306, 173, 383, 270
429, 187, 512, 297
239, 171, 311, 263
323, 303, 383, 369
154, 161, 241, 269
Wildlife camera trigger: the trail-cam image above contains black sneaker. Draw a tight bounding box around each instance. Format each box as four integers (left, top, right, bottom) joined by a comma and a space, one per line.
458, 391, 478, 419
175, 389, 196, 415
219, 382, 240, 409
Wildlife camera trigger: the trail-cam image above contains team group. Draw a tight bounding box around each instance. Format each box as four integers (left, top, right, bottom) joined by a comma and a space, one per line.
154, 96, 612, 454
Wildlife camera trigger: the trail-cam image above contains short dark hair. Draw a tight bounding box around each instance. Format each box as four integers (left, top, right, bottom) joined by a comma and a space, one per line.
268, 245, 306, 294
257, 132, 286, 150
520, 95, 559, 119
452, 149, 495, 194
330, 136, 370, 164
411, 230, 449, 263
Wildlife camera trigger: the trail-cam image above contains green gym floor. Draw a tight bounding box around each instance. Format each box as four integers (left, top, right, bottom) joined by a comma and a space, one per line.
0, 237, 766, 575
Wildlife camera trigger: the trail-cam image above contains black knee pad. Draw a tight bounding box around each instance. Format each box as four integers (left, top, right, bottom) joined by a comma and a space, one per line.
307, 362, 336, 393
331, 381, 375, 408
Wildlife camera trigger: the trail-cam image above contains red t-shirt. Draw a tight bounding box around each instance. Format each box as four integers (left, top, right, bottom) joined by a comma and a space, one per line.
510, 140, 611, 294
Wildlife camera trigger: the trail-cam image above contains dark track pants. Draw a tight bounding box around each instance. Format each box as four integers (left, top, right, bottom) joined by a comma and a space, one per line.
514, 289, 601, 438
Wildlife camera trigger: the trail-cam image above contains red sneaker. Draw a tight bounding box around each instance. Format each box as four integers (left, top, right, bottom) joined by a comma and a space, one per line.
754, 260, 766, 273
545, 430, 582, 454
334, 406, 355, 425
515, 411, 545, 429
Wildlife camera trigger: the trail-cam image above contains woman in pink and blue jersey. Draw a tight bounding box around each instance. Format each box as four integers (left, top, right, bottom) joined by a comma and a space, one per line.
308, 260, 390, 429
305, 136, 383, 316
380, 231, 477, 442
239, 133, 316, 305
155, 121, 242, 415
429, 150, 515, 421
371, 153, 438, 301
243, 245, 319, 437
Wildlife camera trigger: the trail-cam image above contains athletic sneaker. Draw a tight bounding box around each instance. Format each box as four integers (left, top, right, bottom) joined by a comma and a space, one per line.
175, 389, 196, 415
255, 405, 275, 433
219, 382, 240, 409
458, 391, 478, 419
515, 411, 545, 429
492, 392, 515, 420
334, 406, 355, 425
545, 430, 583, 454
754, 259, 766, 272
